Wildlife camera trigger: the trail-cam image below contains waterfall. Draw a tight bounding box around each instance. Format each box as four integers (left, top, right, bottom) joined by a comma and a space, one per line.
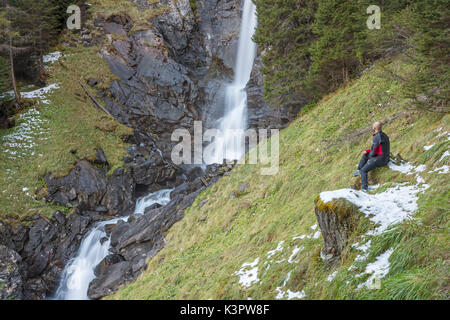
53, 189, 172, 300
205, 0, 258, 164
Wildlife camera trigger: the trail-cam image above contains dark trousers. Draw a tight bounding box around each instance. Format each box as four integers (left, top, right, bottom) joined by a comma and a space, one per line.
358, 154, 387, 190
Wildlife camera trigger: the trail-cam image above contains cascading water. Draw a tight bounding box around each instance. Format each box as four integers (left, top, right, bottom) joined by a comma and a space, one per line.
53, 189, 172, 300
205, 0, 258, 164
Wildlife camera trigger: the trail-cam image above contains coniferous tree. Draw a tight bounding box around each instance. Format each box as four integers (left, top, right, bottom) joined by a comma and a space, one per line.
253, 0, 317, 108
308, 0, 367, 94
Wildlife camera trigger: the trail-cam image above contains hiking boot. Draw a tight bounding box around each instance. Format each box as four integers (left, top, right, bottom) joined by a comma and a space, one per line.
352, 170, 360, 177
361, 188, 368, 193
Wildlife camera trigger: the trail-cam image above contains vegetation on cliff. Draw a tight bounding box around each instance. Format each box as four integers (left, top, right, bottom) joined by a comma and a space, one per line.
253, 0, 449, 112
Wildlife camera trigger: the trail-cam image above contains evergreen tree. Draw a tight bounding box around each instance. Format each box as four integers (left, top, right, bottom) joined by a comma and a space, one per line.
253, 0, 317, 108
308, 0, 367, 94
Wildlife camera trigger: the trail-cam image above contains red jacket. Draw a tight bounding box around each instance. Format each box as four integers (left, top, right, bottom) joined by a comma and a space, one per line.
365, 132, 390, 161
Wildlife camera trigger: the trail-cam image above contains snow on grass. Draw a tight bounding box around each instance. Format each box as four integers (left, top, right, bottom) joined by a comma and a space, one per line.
287, 246, 304, 263
439, 151, 449, 162
21, 83, 60, 100
436, 129, 450, 141
353, 240, 372, 262
327, 271, 338, 282
266, 241, 284, 258
284, 289, 306, 299
234, 258, 260, 288
423, 144, 434, 151
357, 249, 394, 289
292, 235, 306, 241
429, 165, 449, 174
1, 108, 49, 160
320, 183, 427, 236
43, 51, 62, 64
387, 161, 424, 175
275, 272, 306, 300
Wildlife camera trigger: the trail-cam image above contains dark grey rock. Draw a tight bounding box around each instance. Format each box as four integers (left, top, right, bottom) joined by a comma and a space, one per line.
0, 245, 24, 300
45, 160, 107, 211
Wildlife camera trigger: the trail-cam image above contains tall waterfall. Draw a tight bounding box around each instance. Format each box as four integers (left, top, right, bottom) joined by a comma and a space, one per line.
205, 0, 258, 164
53, 189, 172, 300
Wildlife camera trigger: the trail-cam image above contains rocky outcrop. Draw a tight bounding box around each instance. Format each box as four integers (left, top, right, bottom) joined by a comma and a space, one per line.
89, 0, 297, 160
314, 197, 361, 265
0, 211, 107, 299
86, 163, 229, 299
0, 245, 25, 300
45, 160, 108, 211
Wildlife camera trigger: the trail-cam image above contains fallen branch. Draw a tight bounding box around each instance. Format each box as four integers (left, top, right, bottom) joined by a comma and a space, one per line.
78, 79, 112, 117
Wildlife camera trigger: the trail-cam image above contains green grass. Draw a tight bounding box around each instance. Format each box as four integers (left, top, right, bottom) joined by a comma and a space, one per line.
0, 44, 132, 225
107, 55, 449, 300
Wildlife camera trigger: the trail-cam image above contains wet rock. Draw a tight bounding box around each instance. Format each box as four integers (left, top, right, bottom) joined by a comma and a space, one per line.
101, 167, 135, 216
104, 224, 116, 236
91, 190, 202, 299
0, 245, 24, 300
53, 211, 66, 225
143, 203, 161, 214
45, 160, 107, 211
94, 254, 125, 277
88, 261, 134, 300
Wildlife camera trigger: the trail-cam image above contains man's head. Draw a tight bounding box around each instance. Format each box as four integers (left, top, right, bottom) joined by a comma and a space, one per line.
372, 121, 382, 133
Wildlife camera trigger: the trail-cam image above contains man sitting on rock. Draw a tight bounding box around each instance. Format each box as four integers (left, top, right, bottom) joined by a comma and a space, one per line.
352, 121, 390, 192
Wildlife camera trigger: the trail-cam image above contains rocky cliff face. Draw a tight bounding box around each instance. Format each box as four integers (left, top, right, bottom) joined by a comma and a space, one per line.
96, 0, 295, 159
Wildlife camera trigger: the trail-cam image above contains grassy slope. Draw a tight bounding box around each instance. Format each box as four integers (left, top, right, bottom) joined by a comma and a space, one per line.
109, 56, 449, 300
0, 43, 132, 224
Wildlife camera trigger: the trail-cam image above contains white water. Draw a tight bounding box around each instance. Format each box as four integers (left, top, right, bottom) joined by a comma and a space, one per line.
205, 0, 258, 164
53, 189, 172, 300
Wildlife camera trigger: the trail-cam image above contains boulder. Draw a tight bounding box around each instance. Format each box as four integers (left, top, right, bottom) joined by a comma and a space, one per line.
88, 261, 134, 300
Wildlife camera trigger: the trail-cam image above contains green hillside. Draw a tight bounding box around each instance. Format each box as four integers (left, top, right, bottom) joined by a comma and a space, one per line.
109, 56, 449, 300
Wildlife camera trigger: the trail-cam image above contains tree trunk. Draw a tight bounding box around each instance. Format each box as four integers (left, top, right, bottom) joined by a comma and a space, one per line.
8, 33, 21, 103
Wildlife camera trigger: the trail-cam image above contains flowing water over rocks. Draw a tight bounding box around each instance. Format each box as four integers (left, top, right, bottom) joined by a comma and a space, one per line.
53, 189, 172, 300
205, 0, 258, 164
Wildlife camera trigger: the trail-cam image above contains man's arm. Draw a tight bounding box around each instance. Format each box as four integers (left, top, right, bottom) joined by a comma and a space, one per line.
368, 134, 381, 158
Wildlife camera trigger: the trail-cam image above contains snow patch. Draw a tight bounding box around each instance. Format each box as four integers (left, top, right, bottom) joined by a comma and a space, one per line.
320, 182, 427, 236
357, 249, 393, 289
429, 165, 449, 174
327, 271, 337, 282
21, 83, 60, 100
439, 151, 449, 162
275, 272, 306, 300
43, 51, 62, 64
287, 246, 304, 263
312, 230, 321, 239
234, 258, 260, 288
266, 241, 284, 258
